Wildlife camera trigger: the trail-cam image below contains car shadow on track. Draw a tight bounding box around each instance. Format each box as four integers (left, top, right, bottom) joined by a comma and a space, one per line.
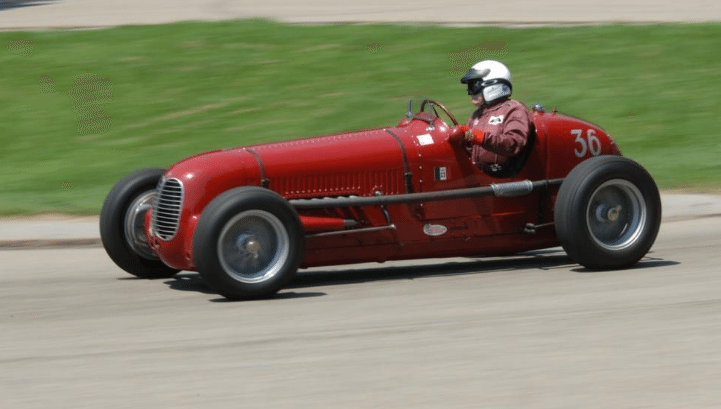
570, 255, 680, 273
158, 249, 679, 300
161, 274, 328, 302
289, 252, 576, 290
156, 251, 575, 300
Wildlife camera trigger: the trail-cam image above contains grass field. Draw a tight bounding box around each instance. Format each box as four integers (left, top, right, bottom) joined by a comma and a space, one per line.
1, 20, 720, 214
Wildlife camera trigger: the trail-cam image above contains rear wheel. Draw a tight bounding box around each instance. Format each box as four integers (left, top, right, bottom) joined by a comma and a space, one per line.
554, 156, 661, 270
100, 168, 179, 278
193, 187, 305, 300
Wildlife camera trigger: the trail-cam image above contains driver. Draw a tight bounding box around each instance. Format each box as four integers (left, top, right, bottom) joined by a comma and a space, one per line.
457, 60, 533, 173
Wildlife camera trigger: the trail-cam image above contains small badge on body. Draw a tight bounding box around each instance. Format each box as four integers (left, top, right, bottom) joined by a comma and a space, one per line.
423, 224, 448, 237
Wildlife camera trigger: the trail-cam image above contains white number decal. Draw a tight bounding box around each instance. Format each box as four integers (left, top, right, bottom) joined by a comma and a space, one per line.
572, 129, 586, 157
587, 129, 602, 156
572, 129, 602, 157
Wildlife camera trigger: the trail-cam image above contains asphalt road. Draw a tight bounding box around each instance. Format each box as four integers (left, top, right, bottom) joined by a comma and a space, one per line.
2, 215, 721, 408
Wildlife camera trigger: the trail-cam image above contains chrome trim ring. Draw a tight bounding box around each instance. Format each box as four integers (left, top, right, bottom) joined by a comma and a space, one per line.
586, 179, 646, 251
124, 190, 159, 260
217, 210, 290, 284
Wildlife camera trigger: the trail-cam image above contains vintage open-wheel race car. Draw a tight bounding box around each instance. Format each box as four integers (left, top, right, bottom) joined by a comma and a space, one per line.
100, 99, 662, 300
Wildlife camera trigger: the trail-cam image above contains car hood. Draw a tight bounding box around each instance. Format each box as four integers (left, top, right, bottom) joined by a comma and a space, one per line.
240, 127, 409, 199
162, 126, 410, 214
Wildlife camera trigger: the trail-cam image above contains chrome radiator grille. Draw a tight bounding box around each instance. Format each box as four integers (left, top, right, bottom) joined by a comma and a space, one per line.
152, 178, 183, 240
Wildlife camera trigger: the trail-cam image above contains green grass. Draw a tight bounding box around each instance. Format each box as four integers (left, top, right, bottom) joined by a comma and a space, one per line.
1, 20, 720, 214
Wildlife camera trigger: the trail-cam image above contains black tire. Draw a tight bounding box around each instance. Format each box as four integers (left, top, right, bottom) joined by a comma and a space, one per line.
192, 187, 305, 300
100, 168, 179, 278
554, 156, 662, 270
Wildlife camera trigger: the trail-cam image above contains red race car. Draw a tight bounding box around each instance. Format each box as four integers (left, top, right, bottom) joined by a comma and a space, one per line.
100, 100, 661, 300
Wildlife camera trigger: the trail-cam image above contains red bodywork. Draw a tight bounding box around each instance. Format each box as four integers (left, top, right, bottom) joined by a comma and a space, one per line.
147, 106, 621, 271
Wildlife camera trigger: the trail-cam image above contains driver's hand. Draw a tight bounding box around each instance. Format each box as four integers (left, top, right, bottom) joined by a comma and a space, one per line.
449, 125, 485, 146
465, 128, 485, 145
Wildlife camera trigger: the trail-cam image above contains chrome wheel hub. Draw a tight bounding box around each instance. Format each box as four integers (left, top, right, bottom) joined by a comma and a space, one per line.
595, 204, 623, 223
586, 179, 646, 251
218, 210, 290, 284
237, 235, 261, 259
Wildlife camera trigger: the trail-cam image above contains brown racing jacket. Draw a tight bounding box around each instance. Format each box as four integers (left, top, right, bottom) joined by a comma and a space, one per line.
466, 98, 532, 171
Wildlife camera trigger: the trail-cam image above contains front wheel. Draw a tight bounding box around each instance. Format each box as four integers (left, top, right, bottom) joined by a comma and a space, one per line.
554, 156, 662, 270
192, 187, 305, 300
100, 168, 180, 278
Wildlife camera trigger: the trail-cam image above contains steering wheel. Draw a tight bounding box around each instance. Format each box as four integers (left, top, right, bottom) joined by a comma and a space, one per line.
419, 99, 459, 126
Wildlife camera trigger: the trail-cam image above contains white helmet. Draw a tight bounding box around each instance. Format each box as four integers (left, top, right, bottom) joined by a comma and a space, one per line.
460, 60, 512, 104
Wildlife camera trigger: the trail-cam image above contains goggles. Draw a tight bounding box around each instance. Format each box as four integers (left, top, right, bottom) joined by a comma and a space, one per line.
466, 78, 511, 96
466, 80, 485, 96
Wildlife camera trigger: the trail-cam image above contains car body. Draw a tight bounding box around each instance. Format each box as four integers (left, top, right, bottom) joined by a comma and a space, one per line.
101, 100, 661, 300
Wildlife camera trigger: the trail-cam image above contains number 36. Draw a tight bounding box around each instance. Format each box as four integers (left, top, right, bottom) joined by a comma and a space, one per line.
571, 129, 602, 157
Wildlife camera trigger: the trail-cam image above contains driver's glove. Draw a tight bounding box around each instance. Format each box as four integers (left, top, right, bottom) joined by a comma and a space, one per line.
449, 125, 485, 145
465, 128, 485, 145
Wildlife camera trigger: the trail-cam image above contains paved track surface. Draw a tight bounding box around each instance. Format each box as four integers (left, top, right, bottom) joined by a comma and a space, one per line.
2, 216, 721, 408
1, 0, 720, 29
